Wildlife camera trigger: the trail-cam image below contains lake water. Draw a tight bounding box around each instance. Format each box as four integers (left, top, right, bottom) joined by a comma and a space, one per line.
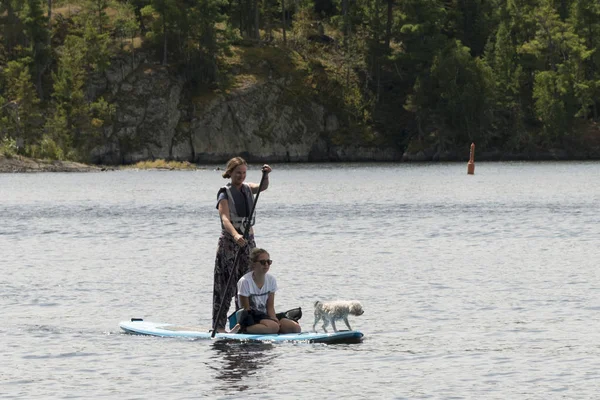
1, 162, 600, 399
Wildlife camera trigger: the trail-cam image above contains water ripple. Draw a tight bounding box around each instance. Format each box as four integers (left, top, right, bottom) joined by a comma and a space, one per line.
2, 163, 600, 398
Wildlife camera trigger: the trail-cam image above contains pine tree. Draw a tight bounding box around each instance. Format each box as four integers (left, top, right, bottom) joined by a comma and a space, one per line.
398, 0, 451, 141
146, 0, 182, 65
520, 1, 594, 142
46, 34, 88, 159
569, 0, 600, 118
22, 0, 50, 98
486, 7, 527, 147
1, 60, 42, 150
182, 0, 227, 85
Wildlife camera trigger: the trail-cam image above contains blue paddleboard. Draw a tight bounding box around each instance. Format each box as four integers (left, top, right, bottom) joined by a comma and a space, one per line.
120, 318, 363, 344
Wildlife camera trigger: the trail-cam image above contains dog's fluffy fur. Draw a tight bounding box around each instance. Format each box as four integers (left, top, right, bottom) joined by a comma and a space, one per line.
312, 300, 364, 332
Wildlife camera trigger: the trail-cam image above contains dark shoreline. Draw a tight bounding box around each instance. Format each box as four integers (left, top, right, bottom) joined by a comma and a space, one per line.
401, 148, 600, 162
2, 151, 600, 173
0, 155, 105, 173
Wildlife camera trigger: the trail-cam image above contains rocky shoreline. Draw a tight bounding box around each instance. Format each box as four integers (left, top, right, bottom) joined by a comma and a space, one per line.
3, 150, 600, 173
0, 155, 105, 173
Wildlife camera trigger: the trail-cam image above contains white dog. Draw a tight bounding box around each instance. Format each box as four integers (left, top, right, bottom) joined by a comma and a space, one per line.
313, 300, 364, 332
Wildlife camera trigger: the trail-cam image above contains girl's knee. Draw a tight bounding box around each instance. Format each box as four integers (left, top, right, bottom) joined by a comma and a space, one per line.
262, 319, 280, 333
279, 319, 301, 333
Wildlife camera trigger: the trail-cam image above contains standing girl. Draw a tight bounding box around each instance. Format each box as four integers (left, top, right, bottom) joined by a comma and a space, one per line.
212, 157, 271, 332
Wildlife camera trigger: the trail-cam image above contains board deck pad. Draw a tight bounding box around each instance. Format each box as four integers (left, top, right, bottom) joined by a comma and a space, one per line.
120, 319, 363, 344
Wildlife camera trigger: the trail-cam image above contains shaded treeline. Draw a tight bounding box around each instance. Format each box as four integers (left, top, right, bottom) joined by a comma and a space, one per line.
1, 0, 600, 161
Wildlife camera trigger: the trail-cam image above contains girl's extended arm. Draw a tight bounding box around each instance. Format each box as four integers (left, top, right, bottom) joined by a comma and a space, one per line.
249, 164, 271, 193
267, 293, 277, 320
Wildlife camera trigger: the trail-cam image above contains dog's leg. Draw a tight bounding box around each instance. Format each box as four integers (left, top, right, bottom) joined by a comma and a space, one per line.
313, 301, 321, 332
312, 316, 320, 333
322, 318, 329, 333
331, 319, 338, 332
343, 317, 352, 331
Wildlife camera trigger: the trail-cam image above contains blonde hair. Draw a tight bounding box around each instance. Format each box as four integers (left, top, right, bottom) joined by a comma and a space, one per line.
250, 248, 269, 262
222, 157, 247, 179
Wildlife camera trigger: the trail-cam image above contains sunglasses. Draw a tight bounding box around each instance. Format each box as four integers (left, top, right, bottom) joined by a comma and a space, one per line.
258, 259, 273, 266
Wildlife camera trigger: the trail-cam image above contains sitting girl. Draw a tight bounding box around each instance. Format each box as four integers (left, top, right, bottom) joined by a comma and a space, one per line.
232, 248, 301, 334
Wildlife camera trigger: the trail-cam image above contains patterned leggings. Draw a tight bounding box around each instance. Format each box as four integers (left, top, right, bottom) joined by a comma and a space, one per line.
212, 233, 256, 330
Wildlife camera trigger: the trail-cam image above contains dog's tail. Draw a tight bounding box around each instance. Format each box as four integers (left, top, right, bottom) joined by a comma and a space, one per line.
314, 300, 321, 308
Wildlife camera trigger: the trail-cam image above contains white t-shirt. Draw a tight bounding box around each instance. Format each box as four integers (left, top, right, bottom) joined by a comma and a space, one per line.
237, 271, 278, 314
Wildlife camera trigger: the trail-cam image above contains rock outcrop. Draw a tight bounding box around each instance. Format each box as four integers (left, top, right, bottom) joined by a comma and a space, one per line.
0, 155, 103, 173
89, 54, 402, 164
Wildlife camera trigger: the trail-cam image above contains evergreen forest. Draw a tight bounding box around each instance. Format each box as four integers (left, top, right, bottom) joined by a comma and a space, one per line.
1, 0, 600, 162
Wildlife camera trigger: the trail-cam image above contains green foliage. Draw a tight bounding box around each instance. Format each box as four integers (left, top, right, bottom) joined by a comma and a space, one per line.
80, 0, 111, 32
449, 0, 495, 57
90, 97, 115, 129
1, 59, 42, 145
180, 0, 228, 85
407, 40, 495, 147
28, 134, 67, 160
290, 2, 314, 45
114, 3, 140, 50
2, 0, 600, 162
520, 2, 594, 143
396, 0, 449, 71
569, 0, 600, 118
22, 0, 50, 96
47, 32, 94, 160
0, 136, 18, 157
42, 106, 72, 160
82, 20, 112, 72
532, 70, 568, 141
490, 20, 522, 107
485, 13, 530, 148
51, 34, 87, 113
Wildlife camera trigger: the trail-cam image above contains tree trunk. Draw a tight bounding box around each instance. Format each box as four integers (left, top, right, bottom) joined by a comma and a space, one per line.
134, 5, 146, 34
254, 0, 260, 40
131, 32, 136, 69
36, 64, 44, 99
376, 62, 381, 103
264, 0, 271, 41
47, 0, 52, 34
245, 0, 252, 38
36, 0, 53, 99
281, 0, 286, 44
239, 0, 244, 37
558, 0, 568, 20
342, 0, 348, 50
97, 3, 103, 33
385, 0, 393, 49
163, 19, 168, 65
346, 65, 350, 87
6, 3, 16, 54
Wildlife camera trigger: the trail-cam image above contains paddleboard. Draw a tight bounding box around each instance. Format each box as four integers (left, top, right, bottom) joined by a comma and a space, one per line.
120, 318, 363, 344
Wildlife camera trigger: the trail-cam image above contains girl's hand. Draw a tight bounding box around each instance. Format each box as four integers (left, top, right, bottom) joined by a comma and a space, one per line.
261, 164, 272, 174
234, 234, 246, 246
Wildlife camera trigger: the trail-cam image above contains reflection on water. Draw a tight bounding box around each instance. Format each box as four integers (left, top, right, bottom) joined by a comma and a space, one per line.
209, 341, 277, 392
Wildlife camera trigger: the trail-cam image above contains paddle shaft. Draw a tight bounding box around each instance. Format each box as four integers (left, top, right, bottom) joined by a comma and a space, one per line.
211, 169, 268, 337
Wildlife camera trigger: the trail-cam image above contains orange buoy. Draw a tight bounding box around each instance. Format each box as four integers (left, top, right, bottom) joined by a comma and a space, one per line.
467, 143, 475, 175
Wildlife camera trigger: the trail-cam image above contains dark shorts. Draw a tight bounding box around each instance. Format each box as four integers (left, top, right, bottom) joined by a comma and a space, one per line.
240, 309, 277, 327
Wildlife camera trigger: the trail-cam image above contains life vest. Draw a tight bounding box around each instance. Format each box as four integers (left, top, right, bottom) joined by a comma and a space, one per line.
218, 183, 255, 233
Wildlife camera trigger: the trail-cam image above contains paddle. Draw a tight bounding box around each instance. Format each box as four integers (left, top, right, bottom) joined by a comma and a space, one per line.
211, 167, 268, 338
